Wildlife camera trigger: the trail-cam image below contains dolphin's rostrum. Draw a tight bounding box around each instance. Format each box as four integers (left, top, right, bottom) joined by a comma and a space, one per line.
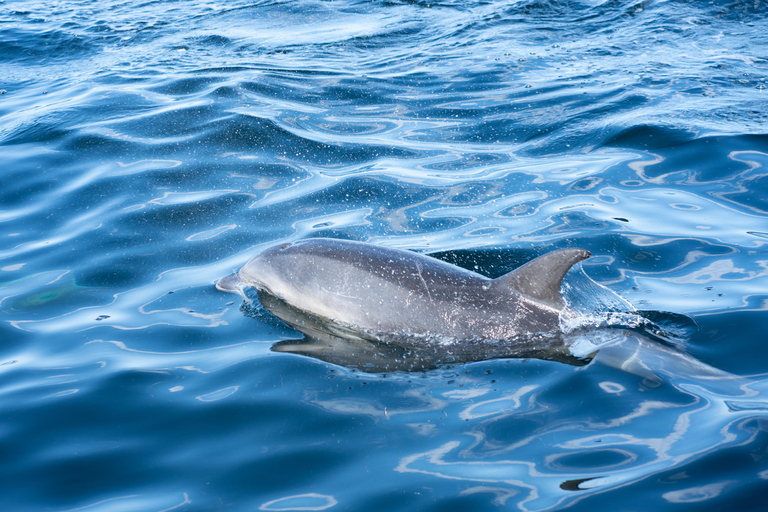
217, 238, 590, 347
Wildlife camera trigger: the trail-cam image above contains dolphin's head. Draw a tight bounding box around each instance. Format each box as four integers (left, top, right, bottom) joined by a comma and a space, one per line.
237, 239, 347, 305
238, 242, 298, 295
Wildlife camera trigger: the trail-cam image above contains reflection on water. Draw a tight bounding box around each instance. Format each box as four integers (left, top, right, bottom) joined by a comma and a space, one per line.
291, 329, 768, 511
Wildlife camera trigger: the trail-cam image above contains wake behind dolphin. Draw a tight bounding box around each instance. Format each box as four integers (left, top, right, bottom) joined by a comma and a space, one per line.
217, 238, 593, 365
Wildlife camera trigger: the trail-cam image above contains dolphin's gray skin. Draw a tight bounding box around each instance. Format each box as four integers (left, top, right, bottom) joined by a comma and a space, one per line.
217, 238, 590, 348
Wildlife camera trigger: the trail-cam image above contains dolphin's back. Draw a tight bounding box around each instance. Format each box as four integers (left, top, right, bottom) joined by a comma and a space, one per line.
230, 238, 590, 341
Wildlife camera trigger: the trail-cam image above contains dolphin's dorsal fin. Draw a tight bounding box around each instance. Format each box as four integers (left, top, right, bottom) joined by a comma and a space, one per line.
492, 248, 591, 310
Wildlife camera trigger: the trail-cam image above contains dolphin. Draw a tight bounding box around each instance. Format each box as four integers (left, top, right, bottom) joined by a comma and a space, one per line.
215, 238, 768, 404
217, 238, 591, 351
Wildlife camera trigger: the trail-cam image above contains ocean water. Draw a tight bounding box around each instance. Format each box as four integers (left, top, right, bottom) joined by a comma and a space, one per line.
2, 0, 768, 510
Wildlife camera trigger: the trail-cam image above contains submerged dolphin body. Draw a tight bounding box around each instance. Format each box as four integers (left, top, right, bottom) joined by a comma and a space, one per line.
217, 238, 591, 360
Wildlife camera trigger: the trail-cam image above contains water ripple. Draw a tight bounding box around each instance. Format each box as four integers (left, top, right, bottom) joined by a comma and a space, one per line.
2, 0, 768, 510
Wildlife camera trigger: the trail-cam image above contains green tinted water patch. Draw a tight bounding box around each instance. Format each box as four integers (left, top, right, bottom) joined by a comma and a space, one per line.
8, 272, 96, 310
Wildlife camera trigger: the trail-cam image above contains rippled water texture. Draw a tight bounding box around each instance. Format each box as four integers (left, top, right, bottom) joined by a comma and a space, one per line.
2, 0, 768, 510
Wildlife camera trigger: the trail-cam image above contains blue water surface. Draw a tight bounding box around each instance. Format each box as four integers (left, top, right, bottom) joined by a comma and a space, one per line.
2, 0, 768, 510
